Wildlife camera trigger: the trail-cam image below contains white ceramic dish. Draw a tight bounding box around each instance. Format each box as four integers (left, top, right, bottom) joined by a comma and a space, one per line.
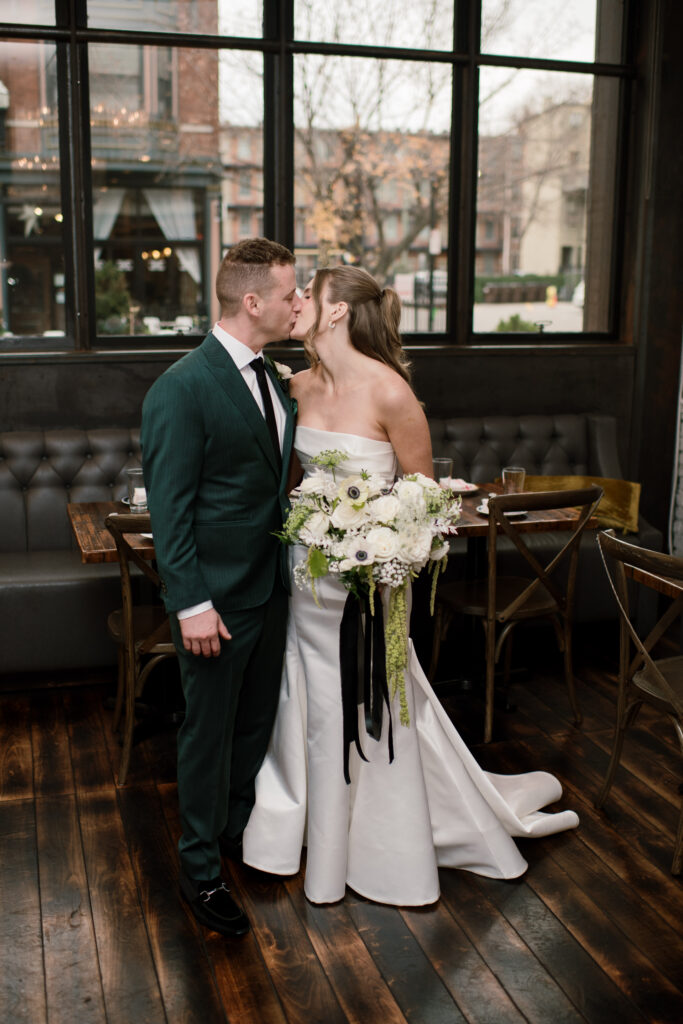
476, 504, 527, 517
445, 479, 478, 495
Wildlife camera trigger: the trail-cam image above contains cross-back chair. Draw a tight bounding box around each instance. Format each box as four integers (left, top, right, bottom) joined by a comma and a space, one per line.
430, 484, 603, 742
596, 528, 683, 874
105, 511, 176, 786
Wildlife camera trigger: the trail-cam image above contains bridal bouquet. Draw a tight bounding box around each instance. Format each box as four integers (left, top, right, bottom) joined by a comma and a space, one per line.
278, 451, 461, 763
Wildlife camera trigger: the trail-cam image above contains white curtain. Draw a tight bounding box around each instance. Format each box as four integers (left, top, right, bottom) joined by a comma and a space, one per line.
92, 188, 125, 264
143, 188, 202, 284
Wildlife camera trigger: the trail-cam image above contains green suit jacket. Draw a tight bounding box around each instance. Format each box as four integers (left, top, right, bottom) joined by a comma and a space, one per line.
140, 332, 294, 614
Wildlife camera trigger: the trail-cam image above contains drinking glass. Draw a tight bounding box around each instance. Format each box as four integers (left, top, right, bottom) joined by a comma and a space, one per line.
127, 467, 148, 512
502, 466, 526, 494
432, 457, 453, 484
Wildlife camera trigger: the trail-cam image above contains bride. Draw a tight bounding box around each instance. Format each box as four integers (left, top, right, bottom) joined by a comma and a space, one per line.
242, 265, 578, 906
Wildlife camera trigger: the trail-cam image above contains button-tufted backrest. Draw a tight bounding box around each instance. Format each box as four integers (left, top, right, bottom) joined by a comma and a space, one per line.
0, 428, 141, 552
428, 414, 597, 484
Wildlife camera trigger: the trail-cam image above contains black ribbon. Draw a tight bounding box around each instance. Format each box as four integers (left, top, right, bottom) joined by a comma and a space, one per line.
339, 590, 394, 784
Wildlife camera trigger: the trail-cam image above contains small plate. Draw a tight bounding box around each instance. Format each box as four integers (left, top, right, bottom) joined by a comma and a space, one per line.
476, 505, 527, 517
121, 496, 130, 505
444, 479, 478, 495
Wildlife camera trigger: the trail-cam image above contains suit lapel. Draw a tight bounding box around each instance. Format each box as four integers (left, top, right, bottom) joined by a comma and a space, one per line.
200, 333, 281, 476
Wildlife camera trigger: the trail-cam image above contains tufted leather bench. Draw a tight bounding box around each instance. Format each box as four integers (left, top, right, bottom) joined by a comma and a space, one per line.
428, 413, 662, 622
0, 428, 142, 673
0, 415, 662, 675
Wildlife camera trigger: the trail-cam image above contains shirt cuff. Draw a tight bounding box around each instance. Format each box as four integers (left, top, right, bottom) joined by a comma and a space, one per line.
177, 600, 214, 620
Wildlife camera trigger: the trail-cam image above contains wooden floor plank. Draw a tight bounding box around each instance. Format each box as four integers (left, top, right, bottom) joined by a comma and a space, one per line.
546, 829, 683, 990
77, 790, 167, 1024
346, 895, 468, 1024
487, 725, 683, 947
523, 847, 683, 1022
401, 898, 528, 1024
519, 727, 683, 883
0, 800, 46, 1024
286, 872, 409, 1024
468, 864, 649, 1024
63, 687, 117, 792
35, 794, 107, 1024
563, 797, 683, 939
117, 783, 230, 1024
0, 694, 34, 801
5, 626, 683, 1024
439, 871, 587, 1024
31, 690, 73, 798
227, 859, 348, 1024
158, 781, 289, 1024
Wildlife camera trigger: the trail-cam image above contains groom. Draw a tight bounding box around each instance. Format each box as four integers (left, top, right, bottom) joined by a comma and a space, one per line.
141, 238, 301, 937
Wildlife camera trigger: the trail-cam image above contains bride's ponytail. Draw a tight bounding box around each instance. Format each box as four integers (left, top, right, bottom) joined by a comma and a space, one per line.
313, 266, 412, 384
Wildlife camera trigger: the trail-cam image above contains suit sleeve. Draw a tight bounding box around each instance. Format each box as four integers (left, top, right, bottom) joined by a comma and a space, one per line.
141, 371, 211, 613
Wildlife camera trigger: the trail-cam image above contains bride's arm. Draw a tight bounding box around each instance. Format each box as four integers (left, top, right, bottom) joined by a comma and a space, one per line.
378, 377, 433, 477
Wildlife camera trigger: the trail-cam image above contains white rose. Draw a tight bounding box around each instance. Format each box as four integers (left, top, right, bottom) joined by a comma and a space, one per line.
365, 526, 399, 562
299, 469, 336, 499
272, 360, 293, 380
299, 510, 330, 544
370, 494, 401, 523
413, 472, 438, 491
397, 527, 433, 565
394, 478, 426, 508
331, 500, 370, 529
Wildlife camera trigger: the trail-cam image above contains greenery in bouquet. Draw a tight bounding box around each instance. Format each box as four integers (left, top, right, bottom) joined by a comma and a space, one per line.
277, 449, 461, 725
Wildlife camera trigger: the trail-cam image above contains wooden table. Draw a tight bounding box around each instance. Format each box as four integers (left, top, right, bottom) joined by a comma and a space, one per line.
68, 501, 154, 563
453, 484, 590, 538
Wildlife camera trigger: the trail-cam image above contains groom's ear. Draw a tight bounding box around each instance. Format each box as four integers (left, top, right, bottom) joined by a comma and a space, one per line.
243, 292, 261, 316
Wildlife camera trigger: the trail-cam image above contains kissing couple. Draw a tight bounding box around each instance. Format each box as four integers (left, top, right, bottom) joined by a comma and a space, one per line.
141, 237, 578, 938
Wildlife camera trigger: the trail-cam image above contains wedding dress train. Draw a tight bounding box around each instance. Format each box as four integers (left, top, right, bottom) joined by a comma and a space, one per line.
242, 425, 578, 906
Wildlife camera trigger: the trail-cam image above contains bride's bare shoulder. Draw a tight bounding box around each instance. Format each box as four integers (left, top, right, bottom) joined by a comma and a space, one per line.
290, 367, 317, 398
368, 360, 415, 401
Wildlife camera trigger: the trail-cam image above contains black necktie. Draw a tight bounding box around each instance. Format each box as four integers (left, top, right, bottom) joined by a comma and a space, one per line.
250, 358, 282, 470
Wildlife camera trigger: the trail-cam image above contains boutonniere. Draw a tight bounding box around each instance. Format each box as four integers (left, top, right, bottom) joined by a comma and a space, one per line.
265, 356, 294, 392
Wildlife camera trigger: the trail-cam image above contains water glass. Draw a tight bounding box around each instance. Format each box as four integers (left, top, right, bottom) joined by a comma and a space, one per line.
127, 467, 148, 512
432, 457, 453, 484
502, 466, 526, 494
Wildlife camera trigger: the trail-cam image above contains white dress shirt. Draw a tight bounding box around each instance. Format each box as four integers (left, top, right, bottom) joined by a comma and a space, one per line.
178, 324, 287, 621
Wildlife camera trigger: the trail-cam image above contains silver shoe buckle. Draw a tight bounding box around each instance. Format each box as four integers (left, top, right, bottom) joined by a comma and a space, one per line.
200, 882, 227, 903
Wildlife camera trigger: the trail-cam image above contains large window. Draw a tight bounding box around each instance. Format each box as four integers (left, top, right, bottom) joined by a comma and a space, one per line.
0, 0, 631, 349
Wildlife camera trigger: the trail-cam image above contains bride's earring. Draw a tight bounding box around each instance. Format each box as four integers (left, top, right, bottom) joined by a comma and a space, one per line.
328, 320, 336, 330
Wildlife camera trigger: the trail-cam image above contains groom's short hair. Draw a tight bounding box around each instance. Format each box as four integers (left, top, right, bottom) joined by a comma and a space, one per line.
216, 237, 296, 317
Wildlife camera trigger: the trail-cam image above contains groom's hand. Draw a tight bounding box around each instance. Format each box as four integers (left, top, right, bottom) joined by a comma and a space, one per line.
180, 608, 232, 657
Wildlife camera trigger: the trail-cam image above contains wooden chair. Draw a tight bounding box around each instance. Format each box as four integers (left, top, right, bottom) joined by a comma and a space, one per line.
596, 529, 683, 874
429, 484, 603, 742
105, 512, 176, 786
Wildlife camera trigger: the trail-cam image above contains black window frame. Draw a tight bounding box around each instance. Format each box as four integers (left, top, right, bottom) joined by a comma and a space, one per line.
0, 0, 636, 352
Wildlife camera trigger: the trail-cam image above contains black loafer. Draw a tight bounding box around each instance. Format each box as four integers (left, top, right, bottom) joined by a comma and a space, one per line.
219, 832, 244, 864
179, 870, 249, 937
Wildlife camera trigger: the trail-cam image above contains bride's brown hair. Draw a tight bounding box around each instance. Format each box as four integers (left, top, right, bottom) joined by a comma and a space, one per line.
308, 266, 411, 384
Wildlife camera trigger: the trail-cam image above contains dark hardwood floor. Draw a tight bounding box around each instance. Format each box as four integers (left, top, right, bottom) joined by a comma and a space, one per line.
1, 623, 682, 1024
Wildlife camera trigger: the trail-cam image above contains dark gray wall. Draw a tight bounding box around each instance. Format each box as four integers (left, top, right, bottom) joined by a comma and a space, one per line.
0, 343, 635, 468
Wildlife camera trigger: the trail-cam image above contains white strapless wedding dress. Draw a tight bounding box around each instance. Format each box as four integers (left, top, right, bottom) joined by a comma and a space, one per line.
243, 426, 578, 906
